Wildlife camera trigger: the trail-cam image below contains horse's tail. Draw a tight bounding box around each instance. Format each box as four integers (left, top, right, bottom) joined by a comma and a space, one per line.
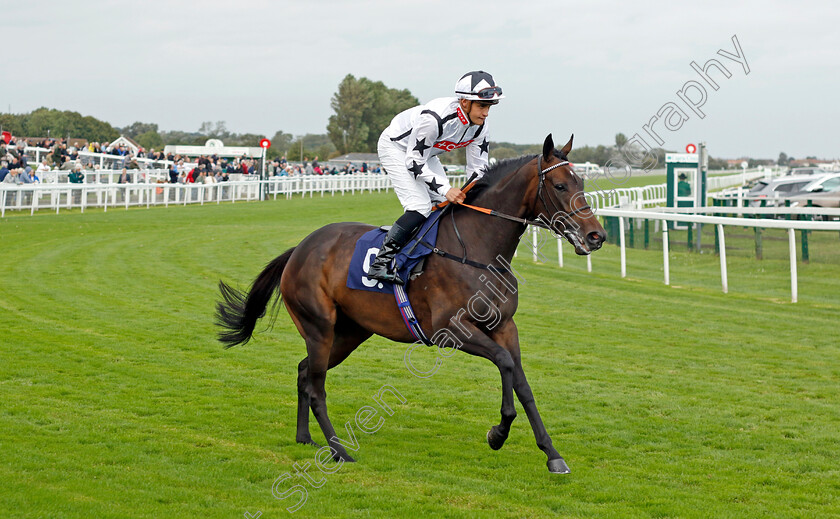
216, 247, 296, 349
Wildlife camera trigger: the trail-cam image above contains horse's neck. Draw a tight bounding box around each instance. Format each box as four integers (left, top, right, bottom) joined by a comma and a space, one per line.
444, 167, 535, 265
475, 166, 535, 218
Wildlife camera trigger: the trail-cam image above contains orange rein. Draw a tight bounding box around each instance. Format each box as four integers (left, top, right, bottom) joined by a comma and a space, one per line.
431, 179, 481, 212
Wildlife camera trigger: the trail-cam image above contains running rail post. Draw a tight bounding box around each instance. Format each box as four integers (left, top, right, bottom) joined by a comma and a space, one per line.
619, 216, 626, 278
532, 227, 538, 263
557, 235, 563, 267
789, 228, 798, 303
717, 224, 728, 294
663, 225, 670, 285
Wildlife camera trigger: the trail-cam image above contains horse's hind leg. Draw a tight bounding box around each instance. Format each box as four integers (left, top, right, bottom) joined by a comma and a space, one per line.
295, 357, 319, 446
295, 315, 371, 450
296, 307, 370, 463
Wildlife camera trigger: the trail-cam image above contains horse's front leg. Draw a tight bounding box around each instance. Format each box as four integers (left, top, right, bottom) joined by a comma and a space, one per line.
492, 320, 569, 474
452, 321, 517, 452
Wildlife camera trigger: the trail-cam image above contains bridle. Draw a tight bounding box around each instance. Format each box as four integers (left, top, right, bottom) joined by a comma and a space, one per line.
418, 155, 595, 268
535, 154, 594, 235
452, 155, 593, 234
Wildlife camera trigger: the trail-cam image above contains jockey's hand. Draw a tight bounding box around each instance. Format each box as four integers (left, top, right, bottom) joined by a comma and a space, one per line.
445, 187, 465, 204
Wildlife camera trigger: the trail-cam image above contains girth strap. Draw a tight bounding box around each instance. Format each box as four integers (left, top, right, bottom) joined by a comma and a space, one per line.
419, 239, 511, 274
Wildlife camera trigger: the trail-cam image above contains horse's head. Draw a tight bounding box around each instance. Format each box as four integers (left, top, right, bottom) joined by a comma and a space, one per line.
530, 134, 606, 254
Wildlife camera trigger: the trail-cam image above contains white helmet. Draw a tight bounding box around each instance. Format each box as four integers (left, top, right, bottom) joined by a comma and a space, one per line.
455, 71, 504, 104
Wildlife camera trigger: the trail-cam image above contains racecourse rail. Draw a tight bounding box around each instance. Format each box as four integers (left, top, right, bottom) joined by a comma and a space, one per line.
3, 167, 835, 303
0, 172, 403, 217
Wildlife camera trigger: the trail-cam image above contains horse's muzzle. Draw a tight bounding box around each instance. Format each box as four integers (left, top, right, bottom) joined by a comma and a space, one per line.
586, 230, 606, 252
562, 228, 606, 255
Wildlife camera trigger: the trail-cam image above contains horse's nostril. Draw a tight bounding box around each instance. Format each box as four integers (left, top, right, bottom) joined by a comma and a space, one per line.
587, 231, 605, 245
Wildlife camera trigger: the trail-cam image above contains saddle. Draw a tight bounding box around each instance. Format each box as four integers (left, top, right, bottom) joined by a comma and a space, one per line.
346, 217, 442, 294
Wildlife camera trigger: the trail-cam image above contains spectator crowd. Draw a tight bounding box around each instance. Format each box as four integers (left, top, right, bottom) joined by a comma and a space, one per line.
2, 135, 382, 187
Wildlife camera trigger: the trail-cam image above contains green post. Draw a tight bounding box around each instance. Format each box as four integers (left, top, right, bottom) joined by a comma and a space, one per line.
687, 224, 694, 252
714, 224, 720, 255
629, 218, 635, 248
755, 227, 763, 260
644, 219, 650, 250
696, 223, 703, 252
801, 230, 809, 263
609, 217, 619, 244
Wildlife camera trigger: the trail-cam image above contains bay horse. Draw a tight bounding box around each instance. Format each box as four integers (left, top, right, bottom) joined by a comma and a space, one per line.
216, 134, 606, 474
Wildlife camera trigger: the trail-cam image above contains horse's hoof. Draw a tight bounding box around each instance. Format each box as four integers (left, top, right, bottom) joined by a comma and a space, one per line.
486, 426, 506, 451
547, 458, 570, 474
334, 453, 356, 463
296, 437, 321, 448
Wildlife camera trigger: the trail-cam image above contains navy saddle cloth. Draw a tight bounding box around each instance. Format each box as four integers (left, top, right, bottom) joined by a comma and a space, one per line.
346, 217, 441, 293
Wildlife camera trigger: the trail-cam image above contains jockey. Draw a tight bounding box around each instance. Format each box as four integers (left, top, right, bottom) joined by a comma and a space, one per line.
367, 70, 504, 285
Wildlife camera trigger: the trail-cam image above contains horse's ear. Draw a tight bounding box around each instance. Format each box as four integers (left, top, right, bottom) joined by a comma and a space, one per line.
560, 134, 574, 156
542, 134, 554, 161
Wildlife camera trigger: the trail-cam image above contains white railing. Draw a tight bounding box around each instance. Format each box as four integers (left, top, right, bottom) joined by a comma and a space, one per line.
582, 168, 784, 212
707, 168, 769, 190
585, 184, 667, 211
22, 146, 52, 164
21, 147, 175, 170
37, 169, 173, 184
0, 174, 468, 217
653, 205, 840, 217
74, 151, 174, 170
526, 207, 840, 303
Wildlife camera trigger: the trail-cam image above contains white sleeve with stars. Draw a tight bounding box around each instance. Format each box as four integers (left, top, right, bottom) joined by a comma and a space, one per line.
465, 123, 490, 179
404, 113, 452, 197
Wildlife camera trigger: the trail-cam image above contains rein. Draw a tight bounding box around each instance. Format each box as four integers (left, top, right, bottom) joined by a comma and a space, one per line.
424, 155, 593, 272
451, 156, 593, 230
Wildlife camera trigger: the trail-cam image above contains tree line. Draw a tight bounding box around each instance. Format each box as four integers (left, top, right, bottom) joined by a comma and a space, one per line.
3, 79, 772, 169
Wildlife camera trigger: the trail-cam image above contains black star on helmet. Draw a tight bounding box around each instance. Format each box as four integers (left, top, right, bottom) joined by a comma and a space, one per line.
425, 178, 443, 193
465, 70, 494, 91
478, 138, 489, 155
413, 137, 430, 155
408, 160, 424, 178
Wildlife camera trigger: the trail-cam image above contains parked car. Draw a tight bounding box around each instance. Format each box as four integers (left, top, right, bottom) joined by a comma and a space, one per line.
791, 173, 840, 196
571, 161, 604, 178
747, 176, 814, 206
787, 167, 828, 176
789, 176, 840, 214
789, 190, 840, 210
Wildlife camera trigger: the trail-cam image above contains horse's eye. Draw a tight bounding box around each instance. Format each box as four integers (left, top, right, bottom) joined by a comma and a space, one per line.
554, 183, 566, 192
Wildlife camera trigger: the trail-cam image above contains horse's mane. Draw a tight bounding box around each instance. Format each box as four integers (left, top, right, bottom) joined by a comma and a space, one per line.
463, 149, 567, 204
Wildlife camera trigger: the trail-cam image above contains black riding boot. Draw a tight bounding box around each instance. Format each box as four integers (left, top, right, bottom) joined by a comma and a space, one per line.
367, 211, 426, 285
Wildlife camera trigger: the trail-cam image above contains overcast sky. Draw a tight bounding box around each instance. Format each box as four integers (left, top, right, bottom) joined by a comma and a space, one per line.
2, 0, 838, 159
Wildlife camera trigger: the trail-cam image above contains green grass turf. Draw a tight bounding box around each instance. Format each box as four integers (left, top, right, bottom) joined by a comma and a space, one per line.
1, 193, 839, 518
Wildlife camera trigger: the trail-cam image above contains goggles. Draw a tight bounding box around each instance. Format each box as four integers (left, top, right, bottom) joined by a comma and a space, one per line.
476, 86, 503, 99
456, 86, 503, 99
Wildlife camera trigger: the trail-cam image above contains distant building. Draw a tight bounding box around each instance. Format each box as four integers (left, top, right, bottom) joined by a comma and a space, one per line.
109, 135, 141, 155
163, 138, 262, 158
725, 158, 748, 168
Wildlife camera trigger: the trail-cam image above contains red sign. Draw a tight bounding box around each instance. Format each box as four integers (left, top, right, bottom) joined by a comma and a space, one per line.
685, 143, 697, 154
433, 139, 474, 152
1, 131, 10, 144
260, 138, 271, 149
